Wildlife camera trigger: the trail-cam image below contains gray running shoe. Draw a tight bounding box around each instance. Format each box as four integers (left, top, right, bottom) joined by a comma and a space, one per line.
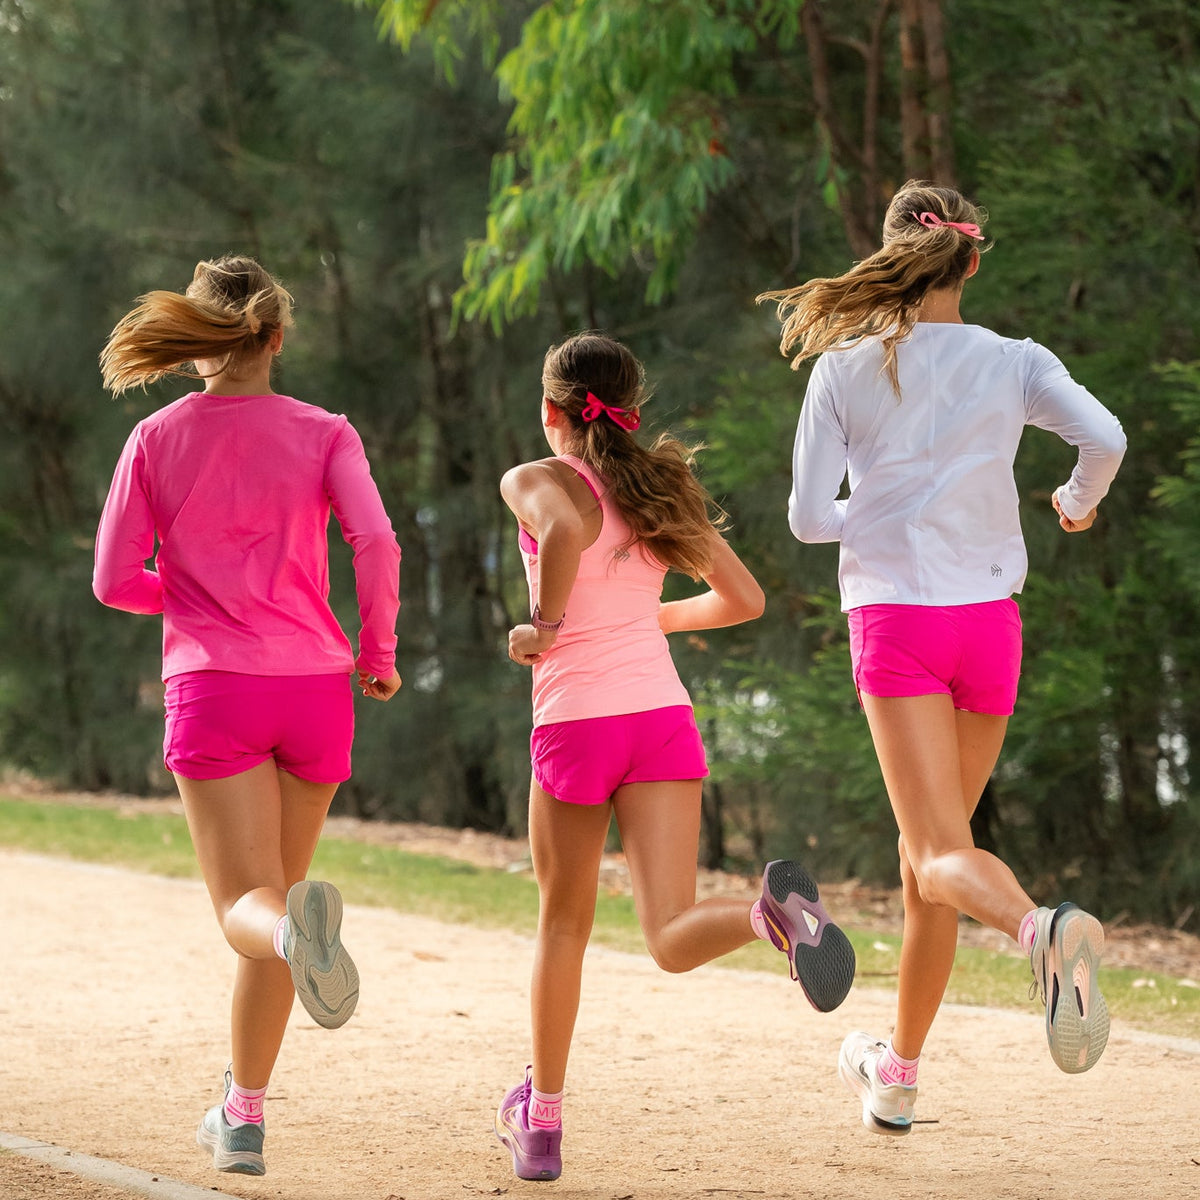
838, 1032, 917, 1136
283, 880, 359, 1029
196, 1073, 265, 1175
1029, 903, 1109, 1073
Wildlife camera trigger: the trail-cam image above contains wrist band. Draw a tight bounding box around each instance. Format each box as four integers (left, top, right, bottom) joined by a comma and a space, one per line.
531, 604, 565, 632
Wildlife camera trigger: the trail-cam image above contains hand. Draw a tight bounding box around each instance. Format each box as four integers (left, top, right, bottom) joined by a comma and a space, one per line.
508, 623, 557, 666
1052, 489, 1098, 533
358, 668, 402, 700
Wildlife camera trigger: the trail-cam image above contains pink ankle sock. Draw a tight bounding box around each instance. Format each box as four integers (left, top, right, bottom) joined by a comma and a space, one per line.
225, 1080, 267, 1127
272, 915, 289, 961
877, 1042, 919, 1088
749, 899, 771, 943
1018, 908, 1038, 957
528, 1085, 563, 1130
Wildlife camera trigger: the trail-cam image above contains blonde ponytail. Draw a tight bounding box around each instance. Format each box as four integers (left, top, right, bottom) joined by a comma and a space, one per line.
758, 181, 989, 393
100, 255, 293, 394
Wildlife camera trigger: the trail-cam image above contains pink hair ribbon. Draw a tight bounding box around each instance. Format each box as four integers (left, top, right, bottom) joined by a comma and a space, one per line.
915, 211, 985, 241
581, 391, 641, 431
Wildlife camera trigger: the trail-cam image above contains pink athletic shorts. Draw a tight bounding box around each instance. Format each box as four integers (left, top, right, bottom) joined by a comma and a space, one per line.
847, 599, 1022, 716
163, 671, 354, 783
531, 705, 709, 806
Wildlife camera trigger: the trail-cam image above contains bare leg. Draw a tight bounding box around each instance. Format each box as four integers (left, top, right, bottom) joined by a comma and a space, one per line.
861, 694, 1032, 1059
527, 781, 612, 1096
612, 779, 755, 973
177, 762, 338, 1089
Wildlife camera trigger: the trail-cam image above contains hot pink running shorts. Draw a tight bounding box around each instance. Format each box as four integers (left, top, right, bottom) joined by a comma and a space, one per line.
847, 598, 1022, 716
531, 704, 709, 805
163, 671, 354, 783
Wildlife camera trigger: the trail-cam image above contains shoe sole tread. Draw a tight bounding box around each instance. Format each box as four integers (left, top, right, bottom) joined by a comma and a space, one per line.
287, 881, 359, 1029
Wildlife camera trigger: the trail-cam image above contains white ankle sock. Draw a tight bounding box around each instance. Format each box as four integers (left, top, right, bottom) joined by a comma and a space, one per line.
272, 914, 289, 961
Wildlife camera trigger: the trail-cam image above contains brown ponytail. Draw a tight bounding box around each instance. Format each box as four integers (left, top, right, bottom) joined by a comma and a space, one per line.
100, 255, 293, 394
542, 333, 727, 579
757, 180, 990, 393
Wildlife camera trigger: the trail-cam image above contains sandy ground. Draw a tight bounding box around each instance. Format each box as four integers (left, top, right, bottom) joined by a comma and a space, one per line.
3, 850, 1200, 1200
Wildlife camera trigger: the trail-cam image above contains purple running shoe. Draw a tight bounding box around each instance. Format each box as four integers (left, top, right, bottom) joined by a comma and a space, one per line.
494, 1067, 562, 1182
759, 859, 855, 1012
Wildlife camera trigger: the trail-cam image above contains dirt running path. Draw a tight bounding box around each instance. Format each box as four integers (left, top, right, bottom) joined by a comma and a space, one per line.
3, 850, 1198, 1200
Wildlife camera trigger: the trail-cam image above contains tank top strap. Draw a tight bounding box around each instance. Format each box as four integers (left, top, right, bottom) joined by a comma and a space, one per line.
557, 454, 605, 504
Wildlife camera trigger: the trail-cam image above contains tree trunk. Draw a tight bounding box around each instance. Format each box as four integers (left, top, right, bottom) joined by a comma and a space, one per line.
898, 0, 928, 179
919, 0, 956, 184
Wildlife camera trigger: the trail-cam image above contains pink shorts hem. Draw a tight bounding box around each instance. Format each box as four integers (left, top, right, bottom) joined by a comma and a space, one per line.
531, 705, 708, 806
164, 671, 354, 784
848, 599, 1022, 717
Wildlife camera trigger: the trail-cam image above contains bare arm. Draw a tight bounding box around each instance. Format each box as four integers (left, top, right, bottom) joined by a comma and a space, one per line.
500, 460, 587, 665
659, 533, 765, 634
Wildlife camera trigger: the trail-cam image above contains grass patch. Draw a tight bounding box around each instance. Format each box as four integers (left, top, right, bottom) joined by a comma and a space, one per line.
4, 794, 1198, 1041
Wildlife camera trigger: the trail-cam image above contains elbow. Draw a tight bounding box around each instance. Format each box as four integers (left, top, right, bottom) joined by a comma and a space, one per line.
354, 527, 402, 564
788, 512, 827, 543
743, 582, 766, 621
787, 494, 833, 543
92, 569, 120, 608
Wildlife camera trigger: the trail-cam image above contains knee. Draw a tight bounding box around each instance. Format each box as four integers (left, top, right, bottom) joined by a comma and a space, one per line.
898, 836, 947, 908
905, 853, 956, 909
538, 896, 596, 948
646, 942, 689, 974
641, 924, 691, 974
898, 836, 922, 894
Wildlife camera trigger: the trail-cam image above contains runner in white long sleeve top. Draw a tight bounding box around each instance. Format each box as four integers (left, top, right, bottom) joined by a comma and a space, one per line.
760, 180, 1125, 1137
789, 323, 1125, 608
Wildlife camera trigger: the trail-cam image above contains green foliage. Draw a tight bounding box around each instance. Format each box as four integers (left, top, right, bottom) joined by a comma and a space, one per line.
2, 0, 1200, 928
364, 1, 807, 324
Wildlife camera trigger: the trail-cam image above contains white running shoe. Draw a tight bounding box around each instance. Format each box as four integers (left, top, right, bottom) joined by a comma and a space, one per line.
1029, 903, 1109, 1073
838, 1032, 916, 1136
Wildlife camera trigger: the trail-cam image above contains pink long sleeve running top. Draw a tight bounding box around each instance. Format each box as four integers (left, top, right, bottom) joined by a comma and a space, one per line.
93, 391, 400, 681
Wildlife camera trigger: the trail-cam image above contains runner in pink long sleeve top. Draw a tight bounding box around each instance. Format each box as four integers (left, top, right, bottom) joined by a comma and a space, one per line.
94, 390, 400, 682
95, 254, 401, 1177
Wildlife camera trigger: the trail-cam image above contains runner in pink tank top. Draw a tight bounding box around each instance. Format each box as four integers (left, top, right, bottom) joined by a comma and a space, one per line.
492, 332, 857, 1183
520, 453, 689, 726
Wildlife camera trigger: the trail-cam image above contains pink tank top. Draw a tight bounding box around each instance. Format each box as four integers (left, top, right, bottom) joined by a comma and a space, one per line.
520, 455, 691, 725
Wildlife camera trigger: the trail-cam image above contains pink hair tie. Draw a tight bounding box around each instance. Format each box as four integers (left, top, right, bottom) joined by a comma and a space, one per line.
915, 210, 985, 241
581, 391, 641, 431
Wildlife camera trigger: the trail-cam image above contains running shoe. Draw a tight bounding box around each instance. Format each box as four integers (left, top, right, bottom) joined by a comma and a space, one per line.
196, 1071, 265, 1176
758, 859, 856, 1012
1029, 902, 1109, 1073
494, 1067, 562, 1182
838, 1032, 917, 1136
283, 880, 359, 1029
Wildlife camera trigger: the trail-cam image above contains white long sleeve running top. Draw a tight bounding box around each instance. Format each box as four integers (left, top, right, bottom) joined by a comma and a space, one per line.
788, 322, 1127, 610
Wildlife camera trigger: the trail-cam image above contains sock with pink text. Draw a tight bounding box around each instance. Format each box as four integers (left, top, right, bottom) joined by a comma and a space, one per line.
528, 1085, 563, 1130
876, 1041, 919, 1088
224, 1080, 267, 1128
749, 899, 772, 943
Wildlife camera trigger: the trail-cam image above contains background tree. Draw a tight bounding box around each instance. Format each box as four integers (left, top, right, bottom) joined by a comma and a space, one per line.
1, 0, 1198, 924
